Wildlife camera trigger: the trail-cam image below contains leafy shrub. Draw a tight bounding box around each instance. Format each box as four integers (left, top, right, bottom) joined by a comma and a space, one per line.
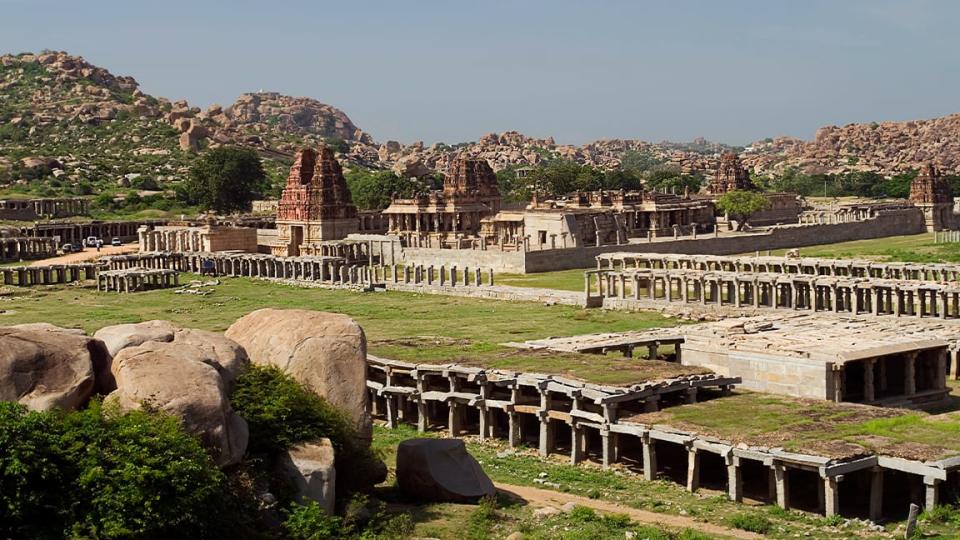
181, 146, 268, 213
466, 496, 499, 540
283, 501, 343, 540
231, 365, 385, 493
729, 512, 772, 534
0, 402, 68, 539
0, 400, 229, 539
600, 512, 631, 528
568, 505, 599, 523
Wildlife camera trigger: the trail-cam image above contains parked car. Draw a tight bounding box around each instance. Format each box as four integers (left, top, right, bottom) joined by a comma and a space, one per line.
85, 236, 99, 247
71, 243, 84, 252
111, 237, 122, 246
62, 243, 73, 253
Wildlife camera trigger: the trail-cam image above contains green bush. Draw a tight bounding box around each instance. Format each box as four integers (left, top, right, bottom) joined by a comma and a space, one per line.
466, 496, 499, 540
231, 365, 384, 493
0, 400, 230, 539
283, 501, 343, 540
284, 497, 413, 540
568, 505, 599, 522
729, 512, 772, 534
181, 146, 268, 213
0, 402, 68, 539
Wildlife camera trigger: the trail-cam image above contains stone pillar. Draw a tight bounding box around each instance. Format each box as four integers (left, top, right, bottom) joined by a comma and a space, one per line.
642, 433, 657, 481
925, 477, 940, 511
727, 457, 743, 502
823, 476, 840, 517
774, 463, 790, 510
869, 468, 884, 522
905, 352, 917, 396
686, 447, 700, 492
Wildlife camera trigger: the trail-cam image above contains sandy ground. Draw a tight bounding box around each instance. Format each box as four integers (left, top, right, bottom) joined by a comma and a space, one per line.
28, 244, 138, 266
495, 482, 763, 539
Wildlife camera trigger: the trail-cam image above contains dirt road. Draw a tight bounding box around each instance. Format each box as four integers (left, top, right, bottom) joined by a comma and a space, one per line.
28, 244, 138, 266
494, 482, 762, 539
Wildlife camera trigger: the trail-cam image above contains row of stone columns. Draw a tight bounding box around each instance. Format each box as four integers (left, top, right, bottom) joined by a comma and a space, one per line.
139, 228, 202, 252
0, 263, 100, 286
104, 252, 498, 289
587, 269, 960, 320
28, 220, 146, 243
97, 269, 179, 293
598, 252, 960, 283
0, 237, 59, 261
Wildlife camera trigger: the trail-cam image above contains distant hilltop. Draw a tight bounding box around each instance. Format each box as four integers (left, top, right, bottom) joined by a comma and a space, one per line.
2, 50, 959, 177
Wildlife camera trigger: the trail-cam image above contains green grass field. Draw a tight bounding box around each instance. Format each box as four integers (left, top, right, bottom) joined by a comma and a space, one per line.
371, 424, 949, 539
0, 276, 681, 385
646, 393, 960, 461
766, 233, 960, 263
499, 233, 960, 293
497, 268, 587, 292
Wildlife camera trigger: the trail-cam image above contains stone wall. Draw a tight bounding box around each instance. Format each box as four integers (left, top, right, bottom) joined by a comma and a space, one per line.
679, 346, 832, 400
398, 246, 528, 273
523, 208, 925, 273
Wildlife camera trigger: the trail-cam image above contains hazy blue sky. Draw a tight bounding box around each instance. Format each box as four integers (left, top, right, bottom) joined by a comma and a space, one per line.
2, 0, 958, 145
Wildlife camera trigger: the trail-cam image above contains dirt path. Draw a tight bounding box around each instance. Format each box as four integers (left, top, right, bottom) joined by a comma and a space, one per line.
494, 482, 762, 540
28, 244, 138, 266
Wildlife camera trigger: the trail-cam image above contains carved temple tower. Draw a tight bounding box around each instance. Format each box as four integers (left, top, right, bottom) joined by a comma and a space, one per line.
910, 163, 955, 232
707, 153, 754, 195
272, 146, 358, 256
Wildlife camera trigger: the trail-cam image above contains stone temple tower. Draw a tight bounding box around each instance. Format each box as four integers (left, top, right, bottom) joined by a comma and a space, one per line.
707, 153, 754, 195
909, 163, 955, 232
272, 146, 358, 256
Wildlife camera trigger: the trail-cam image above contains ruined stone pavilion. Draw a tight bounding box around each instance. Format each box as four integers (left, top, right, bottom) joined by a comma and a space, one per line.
910, 163, 956, 232
272, 146, 359, 256
704, 152, 802, 227
382, 157, 501, 247
706, 153, 754, 195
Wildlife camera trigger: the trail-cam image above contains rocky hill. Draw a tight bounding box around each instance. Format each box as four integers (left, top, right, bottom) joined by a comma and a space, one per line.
0, 50, 739, 197
744, 115, 960, 176
0, 51, 189, 195
4, 49, 955, 198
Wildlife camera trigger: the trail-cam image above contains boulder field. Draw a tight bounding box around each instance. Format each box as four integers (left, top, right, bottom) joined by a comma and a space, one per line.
0, 309, 374, 509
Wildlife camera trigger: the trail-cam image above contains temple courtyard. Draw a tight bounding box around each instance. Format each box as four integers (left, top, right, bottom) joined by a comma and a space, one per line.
6, 273, 960, 537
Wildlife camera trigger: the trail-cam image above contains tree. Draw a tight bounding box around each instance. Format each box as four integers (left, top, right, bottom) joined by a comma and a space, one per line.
231, 365, 385, 494
0, 401, 229, 539
715, 190, 771, 231
181, 147, 268, 213
344, 168, 433, 210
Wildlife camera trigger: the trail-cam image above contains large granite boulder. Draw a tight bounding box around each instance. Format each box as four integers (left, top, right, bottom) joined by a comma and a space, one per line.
278, 439, 336, 514
396, 439, 495, 503
225, 309, 371, 442
94, 321, 249, 394
9, 322, 86, 336
109, 341, 248, 467
172, 328, 249, 394
94, 320, 177, 357
0, 327, 108, 410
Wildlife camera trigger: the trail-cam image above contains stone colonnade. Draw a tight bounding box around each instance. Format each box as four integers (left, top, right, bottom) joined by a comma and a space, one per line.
97, 268, 179, 293
0, 263, 99, 286
299, 240, 374, 264
139, 227, 203, 252
103, 252, 496, 289
586, 268, 960, 320
25, 220, 151, 243
0, 237, 59, 261
597, 252, 960, 283
31, 197, 90, 218
367, 358, 954, 520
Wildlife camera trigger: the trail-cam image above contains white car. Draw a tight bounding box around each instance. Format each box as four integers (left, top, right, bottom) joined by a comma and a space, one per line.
111, 237, 122, 246
85, 236, 99, 247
